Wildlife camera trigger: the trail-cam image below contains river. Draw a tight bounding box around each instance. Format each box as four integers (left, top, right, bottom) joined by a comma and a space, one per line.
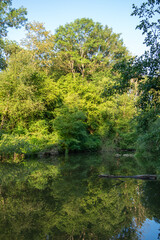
0, 152, 160, 239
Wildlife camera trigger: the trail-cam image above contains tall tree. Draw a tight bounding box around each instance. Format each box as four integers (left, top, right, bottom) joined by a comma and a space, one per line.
132, 0, 160, 78
0, 0, 27, 69
54, 18, 129, 79
22, 22, 55, 72
0, 48, 44, 130
131, 0, 160, 130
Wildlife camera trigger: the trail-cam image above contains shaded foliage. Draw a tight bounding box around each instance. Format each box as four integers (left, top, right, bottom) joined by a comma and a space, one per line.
131, 0, 160, 129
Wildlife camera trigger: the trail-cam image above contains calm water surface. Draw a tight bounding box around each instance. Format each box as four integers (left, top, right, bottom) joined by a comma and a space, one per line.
0, 152, 160, 240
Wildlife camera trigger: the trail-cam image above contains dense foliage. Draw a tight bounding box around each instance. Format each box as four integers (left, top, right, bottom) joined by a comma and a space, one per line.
0, 16, 138, 159
132, 0, 160, 129
131, 0, 160, 159
0, 0, 159, 160
0, 0, 27, 69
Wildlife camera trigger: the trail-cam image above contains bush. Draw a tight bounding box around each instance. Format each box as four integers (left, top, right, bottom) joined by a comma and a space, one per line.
135, 117, 160, 161
0, 132, 58, 162
53, 109, 101, 153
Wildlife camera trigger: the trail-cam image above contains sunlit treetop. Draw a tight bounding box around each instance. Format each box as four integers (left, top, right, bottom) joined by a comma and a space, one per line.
0, 0, 27, 37
54, 18, 129, 79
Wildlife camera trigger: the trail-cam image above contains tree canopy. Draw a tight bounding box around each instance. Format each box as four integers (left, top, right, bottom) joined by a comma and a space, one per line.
131, 0, 160, 131
0, 0, 27, 69
54, 18, 129, 79
0, 17, 138, 158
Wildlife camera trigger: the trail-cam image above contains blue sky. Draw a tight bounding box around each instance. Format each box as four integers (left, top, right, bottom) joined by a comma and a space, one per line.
8, 0, 147, 56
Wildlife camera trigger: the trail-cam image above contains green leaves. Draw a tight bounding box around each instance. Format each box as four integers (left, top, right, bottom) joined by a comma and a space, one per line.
131, 1, 160, 134
54, 18, 129, 79
53, 108, 97, 152
132, 0, 160, 75
0, 0, 27, 69
0, 61, 44, 126
0, 0, 27, 38
136, 117, 160, 163
0, 17, 139, 156
22, 22, 55, 71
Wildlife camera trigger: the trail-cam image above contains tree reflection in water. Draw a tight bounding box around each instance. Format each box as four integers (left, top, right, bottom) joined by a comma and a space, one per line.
0, 153, 159, 240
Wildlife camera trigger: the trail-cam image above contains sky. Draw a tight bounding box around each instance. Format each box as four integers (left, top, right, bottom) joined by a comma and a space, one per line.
7, 0, 147, 56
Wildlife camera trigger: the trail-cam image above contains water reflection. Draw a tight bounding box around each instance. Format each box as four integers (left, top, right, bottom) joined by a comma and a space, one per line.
0, 153, 160, 239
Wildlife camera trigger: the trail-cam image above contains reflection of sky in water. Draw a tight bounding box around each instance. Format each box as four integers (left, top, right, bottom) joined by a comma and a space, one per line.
138, 219, 160, 240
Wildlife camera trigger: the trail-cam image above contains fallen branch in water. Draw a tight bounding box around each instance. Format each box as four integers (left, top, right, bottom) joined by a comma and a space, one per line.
99, 174, 157, 180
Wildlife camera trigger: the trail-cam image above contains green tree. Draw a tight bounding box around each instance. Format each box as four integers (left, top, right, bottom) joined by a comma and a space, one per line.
0, 0, 27, 69
136, 117, 160, 162
114, 93, 137, 149
0, 16, 138, 156
53, 107, 101, 153
132, 0, 160, 78
131, 0, 160, 131
0, 48, 44, 131
54, 18, 129, 79
22, 22, 55, 72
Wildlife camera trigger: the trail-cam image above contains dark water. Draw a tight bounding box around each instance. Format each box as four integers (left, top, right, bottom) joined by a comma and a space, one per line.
0, 152, 160, 240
